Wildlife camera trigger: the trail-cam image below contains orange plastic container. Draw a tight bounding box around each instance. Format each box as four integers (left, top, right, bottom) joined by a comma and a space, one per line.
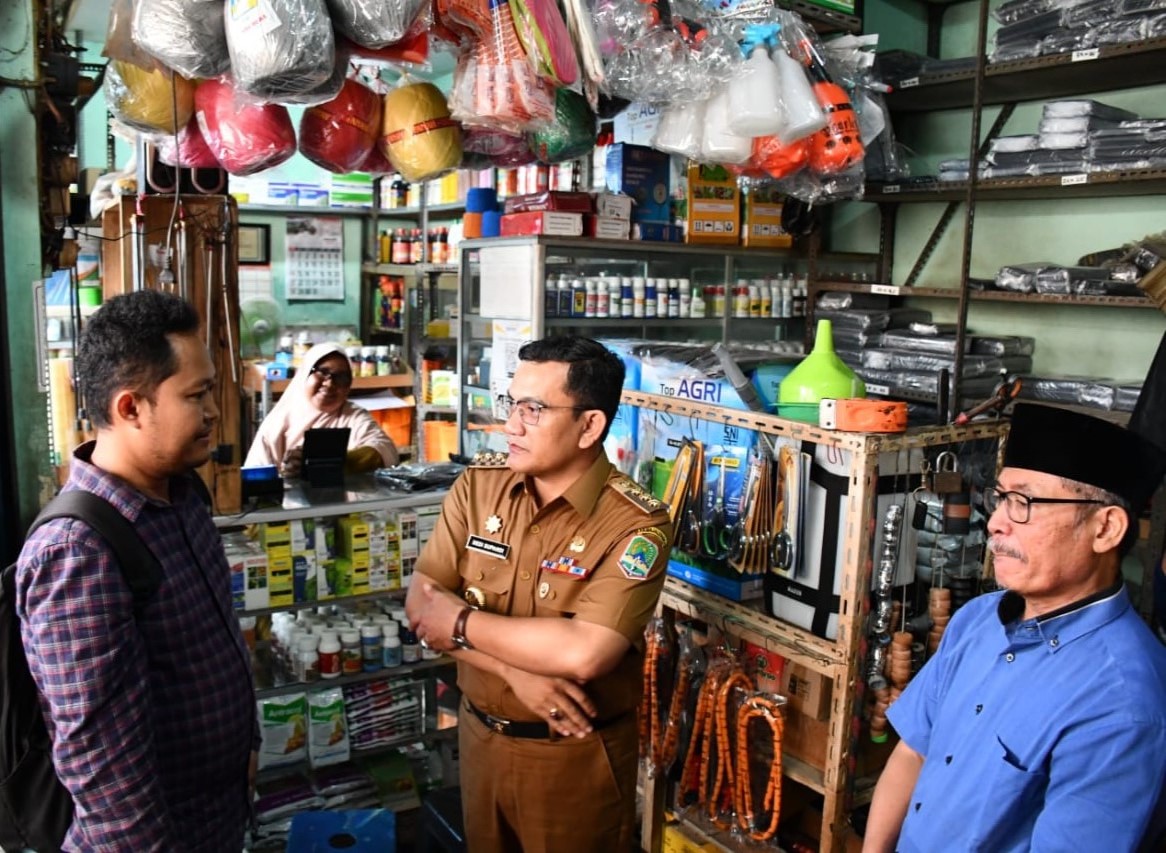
371, 406, 414, 449
423, 419, 458, 462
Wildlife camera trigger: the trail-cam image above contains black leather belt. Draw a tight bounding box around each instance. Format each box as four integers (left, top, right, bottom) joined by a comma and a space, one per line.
465, 700, 627, 739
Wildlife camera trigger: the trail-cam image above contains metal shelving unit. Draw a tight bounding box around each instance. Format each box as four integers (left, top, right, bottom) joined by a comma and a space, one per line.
828, 34, 1166, 417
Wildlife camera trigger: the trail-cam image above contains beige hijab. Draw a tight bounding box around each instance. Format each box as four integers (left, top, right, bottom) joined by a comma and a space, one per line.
243, 341, 398, 468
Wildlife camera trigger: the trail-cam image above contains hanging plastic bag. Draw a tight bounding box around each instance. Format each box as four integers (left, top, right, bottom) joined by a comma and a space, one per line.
103, 0, 159, 70
462, 128, 536, 168
509, 0, 579, 86
381, 80, 463, 182
434, 0, 491, 47
105, 60, 196, 134
153, 117, 221, 169
225, 0, 335, 102
300, 78, 383, 173
448, 0, 556, 135
326, 0, 431, 49
527, 88, 596, 163
132, 0, 230, 80
194, 77, 297, 175
280, 45, 351, 107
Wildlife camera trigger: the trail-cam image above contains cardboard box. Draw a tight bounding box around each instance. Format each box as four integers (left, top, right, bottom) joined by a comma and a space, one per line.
499, 210, 584, 237
666, 559, 764, 602
605, 143, 671, 223
685, 164, 740, 245
584, 214, 631, 240
337, 515, 370, 556
594, 192, 633, 220
741, 640, 786, 694
781, 662, 833, 721
743, 187, 793, 248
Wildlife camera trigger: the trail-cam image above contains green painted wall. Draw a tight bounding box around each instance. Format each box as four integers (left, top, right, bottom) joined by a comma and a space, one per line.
830, 0, 1166, 381
2, 0, 57, 524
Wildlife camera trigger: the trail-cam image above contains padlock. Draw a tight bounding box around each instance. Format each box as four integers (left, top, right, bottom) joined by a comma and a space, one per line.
932, 451, 963, 494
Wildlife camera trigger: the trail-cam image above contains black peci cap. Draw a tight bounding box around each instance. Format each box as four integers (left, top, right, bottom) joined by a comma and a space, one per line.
1003, 403, 1166, 511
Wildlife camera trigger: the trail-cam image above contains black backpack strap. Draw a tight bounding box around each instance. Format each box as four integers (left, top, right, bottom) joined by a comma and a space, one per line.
30, 491, 162, 618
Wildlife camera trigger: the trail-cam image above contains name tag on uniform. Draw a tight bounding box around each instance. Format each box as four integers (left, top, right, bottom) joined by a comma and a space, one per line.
465, 534, 511, 560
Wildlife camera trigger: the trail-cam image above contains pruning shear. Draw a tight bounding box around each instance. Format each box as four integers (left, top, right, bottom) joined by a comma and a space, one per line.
701, 455, 732, 560
954, 375, 1022, 425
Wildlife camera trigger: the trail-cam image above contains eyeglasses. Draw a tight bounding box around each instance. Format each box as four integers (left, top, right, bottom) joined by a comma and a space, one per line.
983, 485, 1106, 525
309, 366, 353, 387
498, 394, 588, 427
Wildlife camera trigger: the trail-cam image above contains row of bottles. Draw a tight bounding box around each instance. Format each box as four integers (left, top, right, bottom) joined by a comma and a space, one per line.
345, 344, 406, 377
543, 274, 808, 320
377, 228, 453, 265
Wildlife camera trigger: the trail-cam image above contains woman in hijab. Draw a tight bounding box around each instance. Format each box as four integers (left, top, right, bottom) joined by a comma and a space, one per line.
245, 342, 399, 477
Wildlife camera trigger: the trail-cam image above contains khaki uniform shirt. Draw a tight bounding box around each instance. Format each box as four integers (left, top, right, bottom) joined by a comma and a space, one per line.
415, 452, 673, 722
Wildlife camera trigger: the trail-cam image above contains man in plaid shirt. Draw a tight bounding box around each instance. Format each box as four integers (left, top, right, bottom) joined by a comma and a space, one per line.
15, 291, 257, 851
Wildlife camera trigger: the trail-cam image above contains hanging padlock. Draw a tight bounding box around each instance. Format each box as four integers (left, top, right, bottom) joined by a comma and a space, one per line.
932, 451, 963, 494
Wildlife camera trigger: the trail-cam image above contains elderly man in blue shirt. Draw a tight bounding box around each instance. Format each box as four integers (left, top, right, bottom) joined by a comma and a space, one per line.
865, 403, 1166, 853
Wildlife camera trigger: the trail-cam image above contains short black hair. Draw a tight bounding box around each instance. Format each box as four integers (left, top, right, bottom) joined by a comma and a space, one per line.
76, 290, 201, 429
518, 336, 625, 443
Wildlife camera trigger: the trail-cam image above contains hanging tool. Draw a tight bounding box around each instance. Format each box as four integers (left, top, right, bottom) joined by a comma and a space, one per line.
953, 375, 1022, 425
129, 195, 147, 292
770, 446, 794, 574
175, 202, 189, 300
219, 199, 239, 385
204, 230, 215, 349
701, 454, 731, 560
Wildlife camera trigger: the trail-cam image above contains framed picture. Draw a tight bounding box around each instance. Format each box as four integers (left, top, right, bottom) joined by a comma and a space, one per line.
237, 223, 271, 265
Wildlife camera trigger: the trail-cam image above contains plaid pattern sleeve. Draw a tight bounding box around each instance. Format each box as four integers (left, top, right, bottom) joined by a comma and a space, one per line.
16, 453, 255, 852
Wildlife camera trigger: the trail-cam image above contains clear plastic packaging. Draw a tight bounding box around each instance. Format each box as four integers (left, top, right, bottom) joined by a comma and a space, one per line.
299, 78, 383, 174
194, 77, 297, 176
989, 134, 1040, 153
461, 128, 537, 168
326, 0, 431, 49
527, 87, 596, 164
132, 0, 230, 80
1017, 375, 1118, 410
152, 117, 221, 169
104, 60, 195, 134
448, 0, 556, 135
509, 0, 580, 86
381, 79, 464, 182
225, 0, 336, 102
860, 348, 1006, 379
652, 101, 706, 160
969, 335, 1035, 357
103, 0, 159, 70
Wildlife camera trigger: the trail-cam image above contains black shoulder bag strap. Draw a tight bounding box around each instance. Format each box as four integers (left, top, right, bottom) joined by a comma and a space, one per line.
31, 491, 162, 617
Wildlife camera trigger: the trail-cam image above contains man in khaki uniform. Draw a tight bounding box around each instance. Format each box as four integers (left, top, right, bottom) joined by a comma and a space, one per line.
407, 336, 672, 852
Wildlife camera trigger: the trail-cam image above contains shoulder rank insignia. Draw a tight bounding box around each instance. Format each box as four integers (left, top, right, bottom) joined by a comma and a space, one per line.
609, 475, 664, 515
470, 451, 510, 468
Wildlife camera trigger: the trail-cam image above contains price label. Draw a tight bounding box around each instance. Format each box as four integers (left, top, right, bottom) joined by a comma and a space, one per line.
1061, 174, 1088, 186
866, 384, 891, 396
871, 284, 901, 296
883, 184, 901, 194
900, 77, 920, 89
1071, 48, 1100, 62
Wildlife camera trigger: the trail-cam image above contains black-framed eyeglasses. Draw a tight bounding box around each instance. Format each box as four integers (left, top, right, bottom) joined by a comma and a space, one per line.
498, 394, 588, 427
984, 485, 1106, 525
309, 365, 353, 387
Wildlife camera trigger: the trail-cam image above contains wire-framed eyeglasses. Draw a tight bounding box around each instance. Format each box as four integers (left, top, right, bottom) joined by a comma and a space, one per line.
983, 485, 1106, 525
498, 394, 588, 426
309, 365, 353, 387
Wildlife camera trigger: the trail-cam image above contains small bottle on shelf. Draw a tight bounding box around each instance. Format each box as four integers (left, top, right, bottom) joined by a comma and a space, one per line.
410, 228, 424, 264
378, 230, 391, 263
375, 345, 391, 376
382, 629, 402, 668
392, 228, 410, 264
678, 278, 692, 318
318, 633, 341, 679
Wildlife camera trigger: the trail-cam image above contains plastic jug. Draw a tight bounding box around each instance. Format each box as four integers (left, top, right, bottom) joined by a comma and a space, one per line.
701, 86, 753, 165
728, 48, 787, 138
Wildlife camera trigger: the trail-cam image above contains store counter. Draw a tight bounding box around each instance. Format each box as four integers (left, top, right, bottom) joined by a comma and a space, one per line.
214, 474, 448, 527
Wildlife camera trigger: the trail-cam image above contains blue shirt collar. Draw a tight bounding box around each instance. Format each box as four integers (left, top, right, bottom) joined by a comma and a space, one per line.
997, 581, 1129, 653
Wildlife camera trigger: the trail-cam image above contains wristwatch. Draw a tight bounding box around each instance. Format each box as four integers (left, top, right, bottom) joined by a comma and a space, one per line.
451, 606, 474, 651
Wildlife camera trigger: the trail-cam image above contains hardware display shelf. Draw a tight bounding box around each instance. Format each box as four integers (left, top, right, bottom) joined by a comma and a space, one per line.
628, 389, 1007, 853
812, 280, 1156, 309
865, 167, 1166, 202
885, 36, 1166, 112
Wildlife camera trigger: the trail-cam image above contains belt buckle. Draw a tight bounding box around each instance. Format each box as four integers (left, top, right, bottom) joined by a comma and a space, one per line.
485, 713, 510, 735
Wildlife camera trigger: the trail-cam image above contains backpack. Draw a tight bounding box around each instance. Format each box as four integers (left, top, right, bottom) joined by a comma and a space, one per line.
0, 490, 161, 853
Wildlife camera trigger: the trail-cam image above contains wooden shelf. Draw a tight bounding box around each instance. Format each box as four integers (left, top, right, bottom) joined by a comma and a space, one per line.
243, 365, 415, 395
239, 204, 372, 218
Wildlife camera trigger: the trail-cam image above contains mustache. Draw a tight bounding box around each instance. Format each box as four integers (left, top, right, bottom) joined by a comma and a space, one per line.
988, 537, 1026, 562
